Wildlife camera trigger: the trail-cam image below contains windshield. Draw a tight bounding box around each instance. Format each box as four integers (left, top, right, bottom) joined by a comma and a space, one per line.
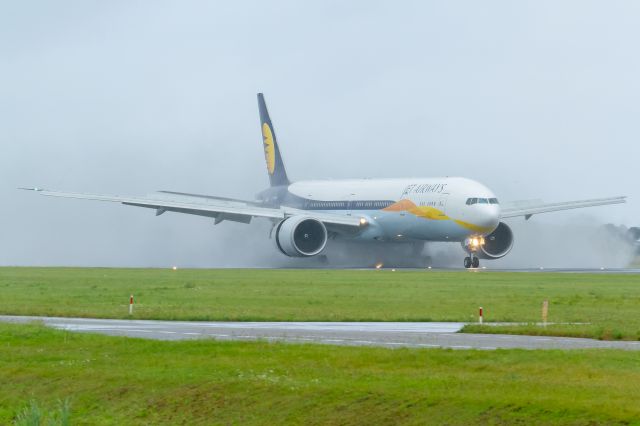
466, 197, 499, 205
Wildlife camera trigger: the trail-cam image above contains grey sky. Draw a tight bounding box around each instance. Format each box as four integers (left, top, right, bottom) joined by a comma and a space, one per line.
1, 1, 638, 267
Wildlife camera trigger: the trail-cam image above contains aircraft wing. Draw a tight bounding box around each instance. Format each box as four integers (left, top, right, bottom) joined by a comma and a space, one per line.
500, 196, 626, 220
20, 188, 365, 228
156, 190, 264, 206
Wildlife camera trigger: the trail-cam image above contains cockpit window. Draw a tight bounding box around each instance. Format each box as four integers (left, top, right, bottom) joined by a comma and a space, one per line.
466, 197, 499, 205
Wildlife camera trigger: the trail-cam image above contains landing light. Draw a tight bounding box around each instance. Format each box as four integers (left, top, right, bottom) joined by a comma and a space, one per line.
375, 263, 383, 269
465, 236, 485, 252
359, 217, 368, 226
470, 237, 485, 247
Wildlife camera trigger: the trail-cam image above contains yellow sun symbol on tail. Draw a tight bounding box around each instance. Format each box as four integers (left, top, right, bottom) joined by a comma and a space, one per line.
262, 123, 275, 175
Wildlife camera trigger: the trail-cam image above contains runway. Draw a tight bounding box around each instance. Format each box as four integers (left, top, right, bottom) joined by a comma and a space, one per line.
472, 268, 640, 274
355, 268, 640, 274
3, 315, 640, 350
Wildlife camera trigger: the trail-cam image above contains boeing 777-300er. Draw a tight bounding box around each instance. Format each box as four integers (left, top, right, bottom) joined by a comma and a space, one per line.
23, 94, 626, 268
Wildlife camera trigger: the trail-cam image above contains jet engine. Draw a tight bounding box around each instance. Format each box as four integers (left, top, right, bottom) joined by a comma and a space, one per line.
275, 216, 328, 257
464, 221, 514, 259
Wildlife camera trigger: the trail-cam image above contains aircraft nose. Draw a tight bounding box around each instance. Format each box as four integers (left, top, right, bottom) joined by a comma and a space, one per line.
476, 204, 501, 233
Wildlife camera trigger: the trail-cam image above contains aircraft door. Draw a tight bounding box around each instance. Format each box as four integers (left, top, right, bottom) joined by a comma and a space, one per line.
345, 192, 355, 216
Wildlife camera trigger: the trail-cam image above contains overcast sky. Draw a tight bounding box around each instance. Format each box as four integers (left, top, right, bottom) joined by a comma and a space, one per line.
1, 1, 638, 267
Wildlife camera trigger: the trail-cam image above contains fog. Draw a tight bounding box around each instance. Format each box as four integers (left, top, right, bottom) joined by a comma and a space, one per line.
1, 1, 638, 268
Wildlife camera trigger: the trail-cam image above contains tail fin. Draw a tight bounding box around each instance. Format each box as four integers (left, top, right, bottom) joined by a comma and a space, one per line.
258, 93, 290, 187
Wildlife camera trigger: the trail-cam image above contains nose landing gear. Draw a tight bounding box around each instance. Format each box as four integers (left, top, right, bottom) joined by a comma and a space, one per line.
463, 236, 484, 269
464, 255, 480, 269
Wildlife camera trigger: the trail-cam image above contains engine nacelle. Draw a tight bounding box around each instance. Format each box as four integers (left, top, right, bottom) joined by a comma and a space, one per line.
463, 221, 514, 259
275, 216, 328, 257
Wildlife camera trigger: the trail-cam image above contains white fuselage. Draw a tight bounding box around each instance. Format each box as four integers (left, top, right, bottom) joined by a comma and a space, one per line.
285, 177, 501, 243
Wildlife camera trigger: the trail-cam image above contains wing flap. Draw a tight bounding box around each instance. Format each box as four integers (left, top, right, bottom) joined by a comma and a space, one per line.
157, 190, 260, 206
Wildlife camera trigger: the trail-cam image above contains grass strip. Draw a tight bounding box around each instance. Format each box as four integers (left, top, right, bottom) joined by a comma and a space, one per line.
1, 322, 640, 425
1, 267, 640, 340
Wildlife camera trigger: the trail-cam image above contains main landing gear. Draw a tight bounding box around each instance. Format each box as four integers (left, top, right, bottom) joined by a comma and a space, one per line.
464, 255, 480, 269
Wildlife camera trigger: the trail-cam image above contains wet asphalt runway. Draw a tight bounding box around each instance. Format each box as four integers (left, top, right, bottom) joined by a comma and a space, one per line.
468, 268, 640, 274
3, 315, 640, 351
356, 268, 640, 274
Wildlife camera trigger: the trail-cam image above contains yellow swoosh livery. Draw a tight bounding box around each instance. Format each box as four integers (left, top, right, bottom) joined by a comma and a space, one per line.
383, 199, 493, 233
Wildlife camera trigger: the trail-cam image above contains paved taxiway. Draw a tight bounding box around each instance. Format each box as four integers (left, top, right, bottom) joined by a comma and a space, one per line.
3, 315, 640, 350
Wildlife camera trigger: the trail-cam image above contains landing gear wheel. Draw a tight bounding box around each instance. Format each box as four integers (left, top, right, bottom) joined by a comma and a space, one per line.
464, 257, 472, 269
472, 257, 480, 268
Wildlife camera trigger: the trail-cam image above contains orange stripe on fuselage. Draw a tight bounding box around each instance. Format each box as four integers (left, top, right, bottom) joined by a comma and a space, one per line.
382, 199, 492, 233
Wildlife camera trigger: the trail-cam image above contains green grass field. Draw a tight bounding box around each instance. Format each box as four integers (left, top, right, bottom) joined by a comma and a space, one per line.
2, 322, 640, 425
1, 267, 640, 340
3, 268, 640, 424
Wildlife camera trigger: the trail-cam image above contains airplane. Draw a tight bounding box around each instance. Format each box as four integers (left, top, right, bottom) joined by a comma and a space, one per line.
22, 93, 627, 268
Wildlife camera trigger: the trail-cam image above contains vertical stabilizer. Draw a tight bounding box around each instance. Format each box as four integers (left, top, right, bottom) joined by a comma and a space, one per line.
258, 93, 290, 187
